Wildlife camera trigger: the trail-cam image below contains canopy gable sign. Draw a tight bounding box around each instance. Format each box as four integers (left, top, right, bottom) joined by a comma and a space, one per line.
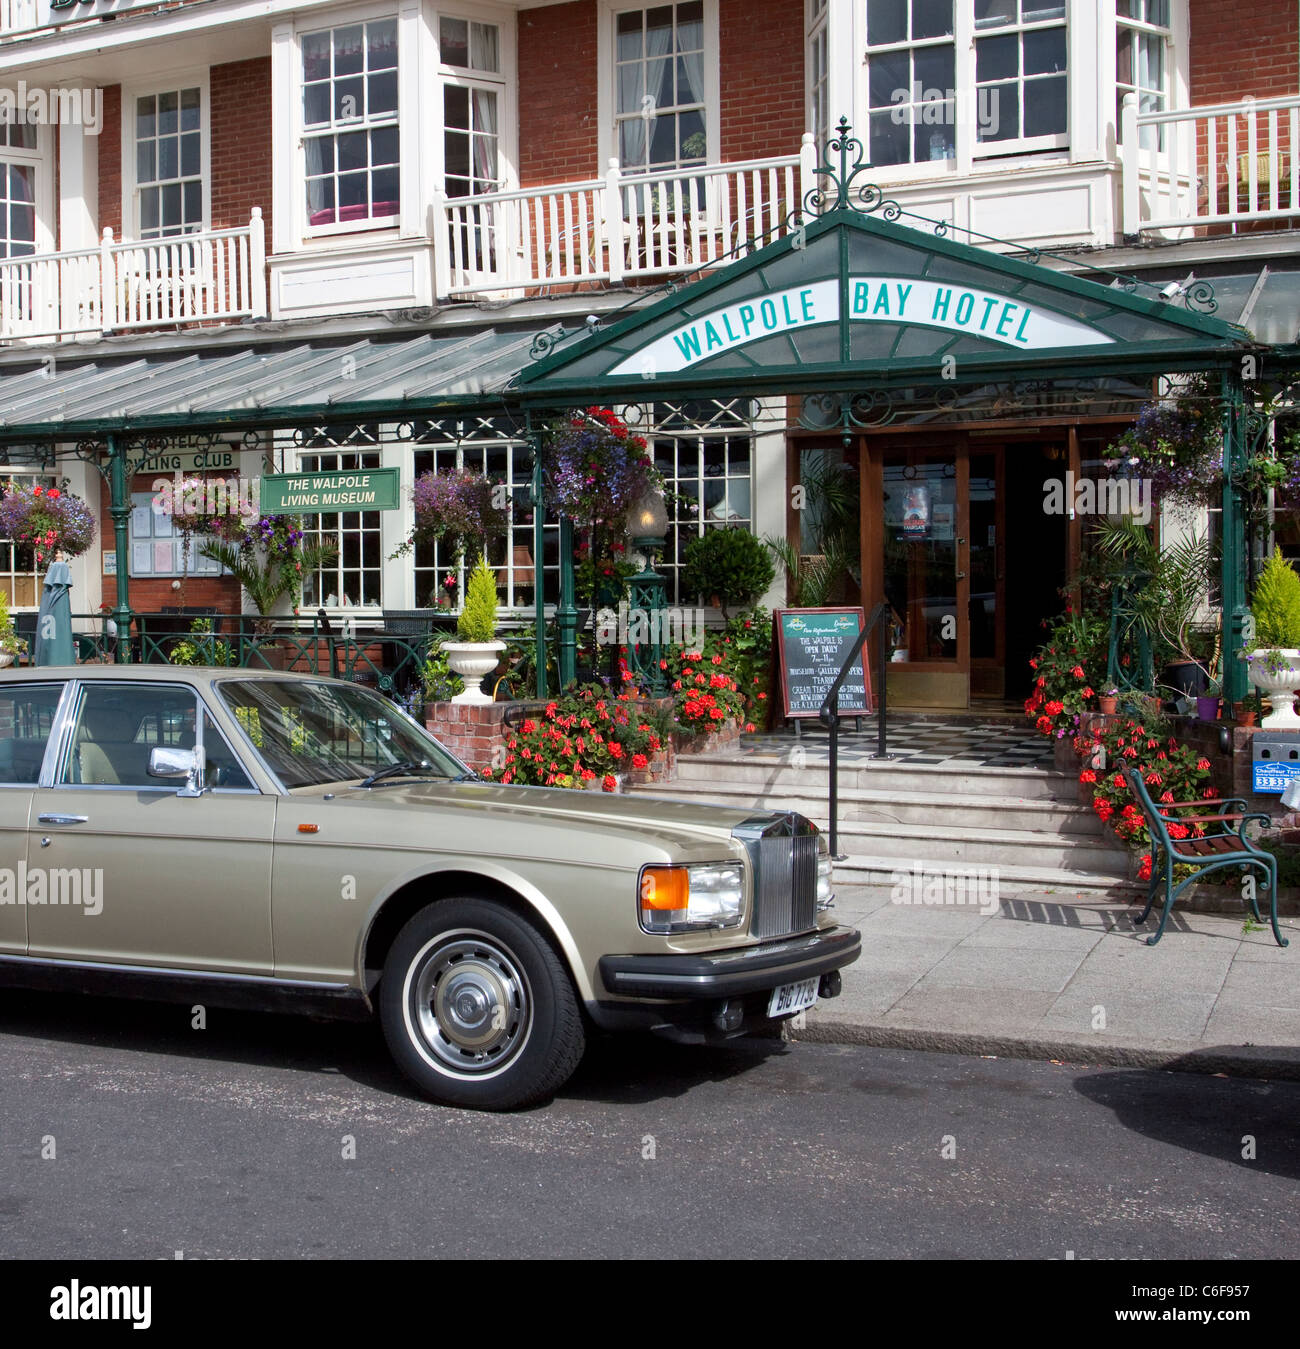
515, 206, 1253, 400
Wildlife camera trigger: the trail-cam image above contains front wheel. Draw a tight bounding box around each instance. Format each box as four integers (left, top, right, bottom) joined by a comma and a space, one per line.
379, 898, 585, 1110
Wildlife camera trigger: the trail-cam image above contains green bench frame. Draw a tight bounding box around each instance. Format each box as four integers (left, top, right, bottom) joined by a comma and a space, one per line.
1125, 767, 1288, 948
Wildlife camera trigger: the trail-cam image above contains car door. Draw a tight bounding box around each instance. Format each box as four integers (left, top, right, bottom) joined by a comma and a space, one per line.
0, 679, 69, 956
27, 678, 276, 974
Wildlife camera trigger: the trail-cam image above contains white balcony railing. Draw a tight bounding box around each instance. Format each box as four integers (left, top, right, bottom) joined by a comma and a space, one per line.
435, 144, 815, 295
0, 0, 40, 37
0, 208, 267, 341
1123, 91, 1300, 234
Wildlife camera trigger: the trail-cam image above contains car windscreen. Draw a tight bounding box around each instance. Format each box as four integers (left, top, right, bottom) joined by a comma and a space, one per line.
217, 678, 466, 788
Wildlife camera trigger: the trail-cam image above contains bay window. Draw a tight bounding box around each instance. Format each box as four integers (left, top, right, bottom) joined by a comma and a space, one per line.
863, 0, 1067, 167
0, 124, 37, 259
1117, 0, 1171, 148
302, 18, 400, 232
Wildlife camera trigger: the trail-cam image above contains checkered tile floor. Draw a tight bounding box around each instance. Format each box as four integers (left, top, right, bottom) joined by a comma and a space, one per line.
735, 717, 1053, 769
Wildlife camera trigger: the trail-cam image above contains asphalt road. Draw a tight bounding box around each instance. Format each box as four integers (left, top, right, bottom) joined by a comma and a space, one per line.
0, 988, 1297, 1261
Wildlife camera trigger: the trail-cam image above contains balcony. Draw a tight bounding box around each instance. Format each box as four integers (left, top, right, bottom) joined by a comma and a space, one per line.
0, 209, 267, 342
1122, 91, 1300, 236
433, 147, 813, 297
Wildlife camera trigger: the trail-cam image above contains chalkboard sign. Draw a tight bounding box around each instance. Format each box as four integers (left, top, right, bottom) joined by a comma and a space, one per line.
773, 608, 872, 720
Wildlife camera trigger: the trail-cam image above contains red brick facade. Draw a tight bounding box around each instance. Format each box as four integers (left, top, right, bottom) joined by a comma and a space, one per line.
518, 0, 803, 185
94, 61, 270, 245
1189, 0, 1298, 104
719, 0, 804, 164
98, 473, 240, 614
519, 1, 600, 185
209, 57, 273, 239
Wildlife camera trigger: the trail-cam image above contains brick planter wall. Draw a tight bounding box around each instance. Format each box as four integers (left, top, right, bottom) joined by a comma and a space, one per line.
425, 702, 513, 773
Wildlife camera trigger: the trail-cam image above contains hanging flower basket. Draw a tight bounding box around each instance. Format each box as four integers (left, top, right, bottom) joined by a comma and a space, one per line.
1105, 379, 1224, 507
395, 467, 504, 562
0, 483, 96, 564
541, 407, 663, 532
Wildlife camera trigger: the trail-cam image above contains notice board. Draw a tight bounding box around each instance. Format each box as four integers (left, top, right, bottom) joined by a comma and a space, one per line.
773, 607, 872, 720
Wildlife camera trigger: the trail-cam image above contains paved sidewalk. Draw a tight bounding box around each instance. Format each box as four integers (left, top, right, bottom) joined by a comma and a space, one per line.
798, 882, 1300, 1079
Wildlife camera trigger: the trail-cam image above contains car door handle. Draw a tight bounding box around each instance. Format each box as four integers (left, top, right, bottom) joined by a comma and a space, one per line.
38, 814, 88, 825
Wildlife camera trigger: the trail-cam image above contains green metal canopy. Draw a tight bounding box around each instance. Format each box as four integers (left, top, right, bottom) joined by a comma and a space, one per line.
514, 206, 1256, 400
0, 325, 544, 443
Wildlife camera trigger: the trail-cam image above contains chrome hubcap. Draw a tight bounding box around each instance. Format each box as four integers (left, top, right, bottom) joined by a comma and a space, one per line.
410, 931, 531, 1077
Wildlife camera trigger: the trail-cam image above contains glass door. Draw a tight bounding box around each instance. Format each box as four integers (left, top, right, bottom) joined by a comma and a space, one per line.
882, 448, 967, 670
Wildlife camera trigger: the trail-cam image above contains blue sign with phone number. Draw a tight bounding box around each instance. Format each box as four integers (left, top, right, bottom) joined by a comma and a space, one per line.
1252, 761, 1300, 793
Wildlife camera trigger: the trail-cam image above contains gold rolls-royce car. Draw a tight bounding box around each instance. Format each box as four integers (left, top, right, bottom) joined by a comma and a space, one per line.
0, 668, 860, 1110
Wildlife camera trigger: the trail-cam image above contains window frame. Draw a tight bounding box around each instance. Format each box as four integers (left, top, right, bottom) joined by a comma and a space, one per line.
0, 119, 53, 261
861, 0, 1070, 173
1116, 0, 1174, 146
596, 0, 721, 175
290, 4, 403, 242
120, 70, 211, 241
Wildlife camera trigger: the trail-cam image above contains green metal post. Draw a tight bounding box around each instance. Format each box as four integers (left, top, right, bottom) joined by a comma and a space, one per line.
557, 515, 577, 690
107, 434, 133, 663
1221, 370, 1249, 705
529, 421, 547, 699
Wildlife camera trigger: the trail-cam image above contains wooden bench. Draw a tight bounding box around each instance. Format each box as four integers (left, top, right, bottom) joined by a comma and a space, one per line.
1125, 767, 1289, 948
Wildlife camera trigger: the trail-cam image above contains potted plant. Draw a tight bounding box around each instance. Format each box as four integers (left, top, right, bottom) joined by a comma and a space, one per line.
0, 590, 27, 667
443, 555, 505, 704
166, 617, 230, 668
419, 641, 465, 716
1196, 679, 1222, 721
681, 527, 775, 618
1236, 690, 1263, 727
1095, 518, 1216, 697
1242, 547, 1300, 727
1098, 686, 1120, 715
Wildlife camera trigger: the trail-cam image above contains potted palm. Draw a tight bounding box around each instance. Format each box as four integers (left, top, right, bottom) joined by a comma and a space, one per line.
443, 556, 505, 704
200, 515, 336, 667
1242, 548, 1300, 727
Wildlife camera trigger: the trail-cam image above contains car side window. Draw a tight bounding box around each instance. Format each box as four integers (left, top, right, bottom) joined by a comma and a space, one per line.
59, 683, 199, 789
202, 710, 254, 791
0, 683, 66, 785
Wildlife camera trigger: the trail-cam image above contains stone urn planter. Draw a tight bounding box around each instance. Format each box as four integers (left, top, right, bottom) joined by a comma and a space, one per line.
443, 640, 506, 705
1248, 649, 1300, 728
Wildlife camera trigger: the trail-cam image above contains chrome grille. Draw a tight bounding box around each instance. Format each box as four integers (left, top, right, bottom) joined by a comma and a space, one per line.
737, 813, 820, 939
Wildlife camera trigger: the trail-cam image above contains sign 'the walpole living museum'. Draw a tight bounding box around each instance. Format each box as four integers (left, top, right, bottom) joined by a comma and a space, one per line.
260, 468, 401, 514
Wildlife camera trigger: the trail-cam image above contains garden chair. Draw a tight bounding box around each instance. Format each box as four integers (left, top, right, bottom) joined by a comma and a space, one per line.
1125, 766, 1288, 948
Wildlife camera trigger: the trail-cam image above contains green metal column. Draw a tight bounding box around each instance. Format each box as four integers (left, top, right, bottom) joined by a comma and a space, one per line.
528, 419, 547, 699
107, 434, 133, 664
557, 515, 577, 690
1221, 370, 1249, 704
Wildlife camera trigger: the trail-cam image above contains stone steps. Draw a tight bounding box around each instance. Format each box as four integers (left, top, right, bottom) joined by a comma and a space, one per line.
632, 745, 1137, 894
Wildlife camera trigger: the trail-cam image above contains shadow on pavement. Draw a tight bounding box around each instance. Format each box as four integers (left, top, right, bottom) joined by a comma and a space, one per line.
0, 987, 783, 1111
1073, 1064, 1300, 1180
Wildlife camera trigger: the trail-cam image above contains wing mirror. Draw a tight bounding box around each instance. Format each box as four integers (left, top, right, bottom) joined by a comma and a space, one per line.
148, 746, 204, 797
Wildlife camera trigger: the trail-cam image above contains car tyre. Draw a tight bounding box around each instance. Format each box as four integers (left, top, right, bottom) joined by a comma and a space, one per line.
379, 898, 585, 1110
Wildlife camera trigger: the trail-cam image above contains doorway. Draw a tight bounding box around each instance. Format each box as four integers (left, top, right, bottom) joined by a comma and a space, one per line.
870, 436, 1067, 708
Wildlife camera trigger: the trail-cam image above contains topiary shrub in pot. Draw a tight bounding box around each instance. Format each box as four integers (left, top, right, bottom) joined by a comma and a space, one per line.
1245, 548, 1300, 727
681, 526, 775, 618
443, 555, 505, 704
